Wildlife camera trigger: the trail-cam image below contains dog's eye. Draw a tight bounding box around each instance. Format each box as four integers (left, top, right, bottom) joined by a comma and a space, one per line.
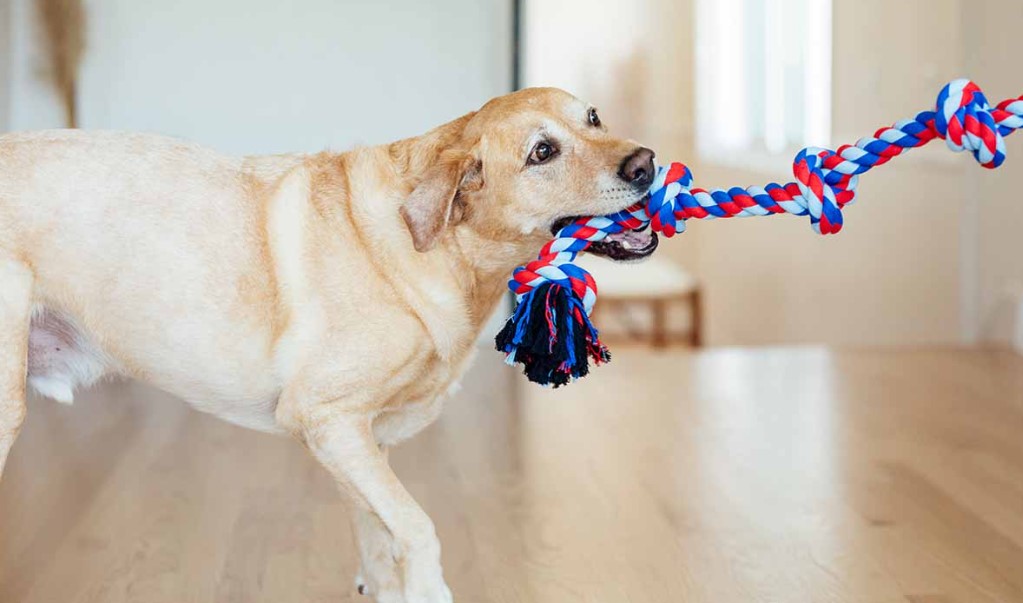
528, 141, 557, 165
588, 108, 601, 127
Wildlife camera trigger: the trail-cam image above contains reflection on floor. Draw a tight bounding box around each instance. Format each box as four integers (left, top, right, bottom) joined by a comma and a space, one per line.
1, 347, 1022, 602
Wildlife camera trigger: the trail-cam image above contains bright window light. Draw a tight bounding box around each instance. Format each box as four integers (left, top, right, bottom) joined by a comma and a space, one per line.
696, 0, 832, 158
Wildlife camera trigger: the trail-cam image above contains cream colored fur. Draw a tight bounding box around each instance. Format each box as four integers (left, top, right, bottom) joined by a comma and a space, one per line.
0, 88, 650, 603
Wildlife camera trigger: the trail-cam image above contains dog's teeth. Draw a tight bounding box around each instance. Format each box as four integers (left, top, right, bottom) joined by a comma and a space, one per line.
621, 240, 633, 250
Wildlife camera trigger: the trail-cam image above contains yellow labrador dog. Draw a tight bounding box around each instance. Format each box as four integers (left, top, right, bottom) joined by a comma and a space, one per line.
0, 88, 656, 602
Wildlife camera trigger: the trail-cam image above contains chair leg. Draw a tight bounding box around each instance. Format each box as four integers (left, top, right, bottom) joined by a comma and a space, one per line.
689, 289, 703, 347
651, 299, 668, 348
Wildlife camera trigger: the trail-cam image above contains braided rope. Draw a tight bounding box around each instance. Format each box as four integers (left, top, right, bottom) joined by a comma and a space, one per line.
507, 79, 1023, 322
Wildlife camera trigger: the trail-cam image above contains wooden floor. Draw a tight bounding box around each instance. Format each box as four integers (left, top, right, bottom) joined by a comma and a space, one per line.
1, 347, 1022, 603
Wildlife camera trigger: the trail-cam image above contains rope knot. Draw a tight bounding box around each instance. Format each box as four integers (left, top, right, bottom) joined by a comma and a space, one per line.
793, 147, 853, 234
935, 79, 1006, 168
644, 162, 692, 237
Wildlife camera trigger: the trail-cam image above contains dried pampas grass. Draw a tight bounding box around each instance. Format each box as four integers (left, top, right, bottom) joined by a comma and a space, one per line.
38, 0, 86, 128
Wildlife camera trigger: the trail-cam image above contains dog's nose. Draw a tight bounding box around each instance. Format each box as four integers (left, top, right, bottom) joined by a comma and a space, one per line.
618, 147, 655, 188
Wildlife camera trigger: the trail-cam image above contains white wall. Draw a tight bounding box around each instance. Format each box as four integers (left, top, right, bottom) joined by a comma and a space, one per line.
0, 0, 11, 133
4, 0, 512, 154
962, 1, 1023, 348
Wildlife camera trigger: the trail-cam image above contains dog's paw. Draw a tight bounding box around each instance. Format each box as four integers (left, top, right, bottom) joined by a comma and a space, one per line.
403, 570, 453, 603
404, 583, 453, 603
356, 564, 407, 603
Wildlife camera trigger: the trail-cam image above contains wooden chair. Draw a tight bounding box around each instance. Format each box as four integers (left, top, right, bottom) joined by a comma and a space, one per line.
579, 255, 702, 347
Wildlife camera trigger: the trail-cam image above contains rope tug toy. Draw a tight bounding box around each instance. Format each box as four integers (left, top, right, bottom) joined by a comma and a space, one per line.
495, 79, 1023, 386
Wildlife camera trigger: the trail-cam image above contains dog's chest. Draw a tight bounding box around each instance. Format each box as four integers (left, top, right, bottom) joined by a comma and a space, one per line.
369, 344, 477, 446
374, 373, 467, 447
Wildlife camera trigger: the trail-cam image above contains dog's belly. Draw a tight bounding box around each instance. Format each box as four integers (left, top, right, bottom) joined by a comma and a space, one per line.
27, 304, 285, 432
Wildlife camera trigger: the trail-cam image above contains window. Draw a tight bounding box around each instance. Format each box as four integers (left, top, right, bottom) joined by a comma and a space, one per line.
695, 0, 832, 159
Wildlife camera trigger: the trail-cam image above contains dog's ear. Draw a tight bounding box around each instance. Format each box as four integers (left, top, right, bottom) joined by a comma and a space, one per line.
400, 150, 483, 252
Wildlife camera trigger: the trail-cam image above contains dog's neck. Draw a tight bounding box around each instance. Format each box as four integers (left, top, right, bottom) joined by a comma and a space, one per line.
313, 146, 541, 366
441, 227, 541, 334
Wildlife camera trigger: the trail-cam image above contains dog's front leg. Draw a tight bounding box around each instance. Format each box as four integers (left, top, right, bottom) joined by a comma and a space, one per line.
282, 402, 451, 603
352, 446, 402, 598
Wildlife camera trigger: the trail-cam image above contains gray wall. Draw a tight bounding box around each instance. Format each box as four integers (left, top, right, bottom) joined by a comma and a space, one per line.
6, 0, 513, 154
0, 0, 11, 132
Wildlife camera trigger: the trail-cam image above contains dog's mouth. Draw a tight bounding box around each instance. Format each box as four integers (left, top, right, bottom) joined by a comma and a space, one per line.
550, 215, 659, 262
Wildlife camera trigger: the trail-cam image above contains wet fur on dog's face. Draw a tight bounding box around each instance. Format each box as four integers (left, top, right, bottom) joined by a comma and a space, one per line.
401, 87, 658, 260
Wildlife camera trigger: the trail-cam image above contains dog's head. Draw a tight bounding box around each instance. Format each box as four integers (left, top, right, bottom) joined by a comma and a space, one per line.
399, 87, 658, 261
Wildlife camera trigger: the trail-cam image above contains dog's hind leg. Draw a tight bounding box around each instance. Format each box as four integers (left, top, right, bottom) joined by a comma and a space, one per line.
0, 256, 33, 477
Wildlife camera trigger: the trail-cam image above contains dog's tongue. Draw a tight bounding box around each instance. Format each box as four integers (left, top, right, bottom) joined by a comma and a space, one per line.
606, 228, 654, 250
